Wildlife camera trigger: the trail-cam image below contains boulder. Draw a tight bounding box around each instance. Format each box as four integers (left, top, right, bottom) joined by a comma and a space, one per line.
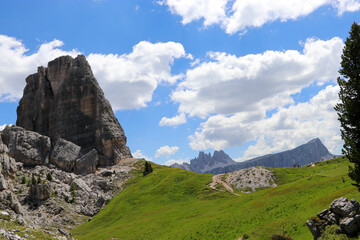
71, 178, 91, 192
1, 126, 51, 167
0, 153, 16, 179
29, 182, 53, 201
0, 190, 24, 214
340, 217, 358, 236
75, 149, 98, 175
306, 218, 325, 239
16, 55, 132, 166
0, 175, 8, 190
330, 197, 359, 217
50, 138, 81, 172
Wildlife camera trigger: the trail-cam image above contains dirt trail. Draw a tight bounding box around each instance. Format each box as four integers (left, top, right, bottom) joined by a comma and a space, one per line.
209, 174, 241, 197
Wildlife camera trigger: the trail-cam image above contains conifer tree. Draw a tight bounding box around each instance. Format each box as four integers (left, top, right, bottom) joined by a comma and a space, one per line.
335, 22, 360, 189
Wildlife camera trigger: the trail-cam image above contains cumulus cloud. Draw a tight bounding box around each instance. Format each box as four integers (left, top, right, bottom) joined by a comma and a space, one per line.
155, 145, 179, 158
0, 35, 80, 101
132, 150, 153, 161
333, 0, 360, 15
0, 35, 186, 111
190, 85, 342, 159
176, 37, 344, 157
158, 0, 360, 34
158, 0, 228, 26
159, 113, 187, 127
164, 158, 189, 166
172, 37, 343, 118
87, 41, 186, 110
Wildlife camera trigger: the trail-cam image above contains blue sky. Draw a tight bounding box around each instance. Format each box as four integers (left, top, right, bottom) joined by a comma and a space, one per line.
0, 0, 359, 165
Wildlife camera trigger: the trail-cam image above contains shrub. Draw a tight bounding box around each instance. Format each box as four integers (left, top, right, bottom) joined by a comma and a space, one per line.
47, 173, 53, 181
143, 161, 153, 176
31, 174, 36, 185
21, 176, 26, 184
271, 234, 293, 240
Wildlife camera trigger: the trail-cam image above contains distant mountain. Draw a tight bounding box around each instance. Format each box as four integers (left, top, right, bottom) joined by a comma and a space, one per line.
171, 138, 337, 174
171, 150, 237, 173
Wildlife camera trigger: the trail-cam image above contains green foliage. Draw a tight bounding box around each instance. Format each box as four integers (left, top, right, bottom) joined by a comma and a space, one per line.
31, 174, 36, 185
318, 225, 348, 240
21, 176, 26, 184
72, 158, 360, 240
37, 175, 41, 184
46, 173, 53, 181
70, 182, 77, 204
334, 22, 360, 190
143, 161, 153, 176
271, 234, 293, 240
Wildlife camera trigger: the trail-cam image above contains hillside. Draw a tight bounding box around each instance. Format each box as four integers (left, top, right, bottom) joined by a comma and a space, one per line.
72, 157, 360, 240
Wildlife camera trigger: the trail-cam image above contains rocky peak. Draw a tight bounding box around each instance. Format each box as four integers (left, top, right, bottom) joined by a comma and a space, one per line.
16, 55, 132, 167
172, 150, 236, 173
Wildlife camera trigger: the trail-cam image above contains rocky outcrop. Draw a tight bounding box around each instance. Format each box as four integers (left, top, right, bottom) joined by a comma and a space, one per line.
75, 149, 98, 175
225, 167, 277, 192
29, 182, 53, 201
307, 197, 360, 239
50, 138, 81, 172
16, 55, 131, 167
1, 126, 51, 167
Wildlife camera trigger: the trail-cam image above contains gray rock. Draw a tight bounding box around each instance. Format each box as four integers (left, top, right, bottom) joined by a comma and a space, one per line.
71, 178, 91, 192
29, 182, 53, 201
0, 191, 24, 214
100, 169, 113, 177
50, 138, 81, 172
306, 218, 325, 239
1, 126, 51, 167
317, 209, 328, 219
75, 149, 98, 175
0, 174, 8, 190
16, 55, 132, 167
330, 197, 359, 217
340, 217, 358, 236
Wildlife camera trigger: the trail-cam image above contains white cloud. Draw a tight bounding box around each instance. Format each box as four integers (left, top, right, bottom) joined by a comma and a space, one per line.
165, 158, 189, 166
0, 35, 186, 111
158, 0, 360, 34
333, 0, 360, 15
155, 145, 179, 158
0, 35, 80, 101
159, 0, 228, 26
177, 37, 344, 158
159, 113, 187, 127
87, 41, 186, 110
132, 150, 153, 161
190, 85, 342, 159
172, 37, 343, 118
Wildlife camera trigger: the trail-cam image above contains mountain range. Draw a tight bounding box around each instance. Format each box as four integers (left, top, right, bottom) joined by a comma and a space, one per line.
171, 138, 337, 174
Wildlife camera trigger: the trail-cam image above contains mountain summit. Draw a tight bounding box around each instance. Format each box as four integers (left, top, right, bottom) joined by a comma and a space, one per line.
16, 55, 132, 166
172, 138, 337, 174
171, 150, 236, 173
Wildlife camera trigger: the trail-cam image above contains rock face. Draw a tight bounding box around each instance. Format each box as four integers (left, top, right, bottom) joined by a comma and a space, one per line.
16, 55, 132, 166
307, 197, 360, 239
173, 138, 337, 174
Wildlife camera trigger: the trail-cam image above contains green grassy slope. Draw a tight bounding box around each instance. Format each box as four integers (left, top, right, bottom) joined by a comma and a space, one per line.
72, 158, 360, 240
